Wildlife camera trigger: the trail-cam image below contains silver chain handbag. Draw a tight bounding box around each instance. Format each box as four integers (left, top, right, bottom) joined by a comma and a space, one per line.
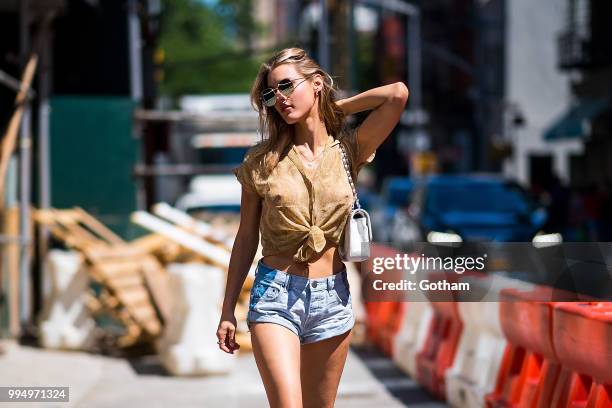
338, 143, 373, 262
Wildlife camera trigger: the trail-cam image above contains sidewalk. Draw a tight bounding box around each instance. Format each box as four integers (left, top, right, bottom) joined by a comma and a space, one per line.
0, 340, 446, 407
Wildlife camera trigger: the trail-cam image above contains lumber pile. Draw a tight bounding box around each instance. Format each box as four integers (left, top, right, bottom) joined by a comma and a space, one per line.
131, 203, 257, 352
34, 207, 169, 347
33, 205, 257, 352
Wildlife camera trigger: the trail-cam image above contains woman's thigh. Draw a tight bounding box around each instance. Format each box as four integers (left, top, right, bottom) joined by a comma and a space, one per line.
300, 329, 352, 408
250, 322, 302, 408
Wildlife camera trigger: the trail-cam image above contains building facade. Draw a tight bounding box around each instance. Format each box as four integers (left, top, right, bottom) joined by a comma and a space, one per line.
544, 0, 612, 188
502, 0, 582, 186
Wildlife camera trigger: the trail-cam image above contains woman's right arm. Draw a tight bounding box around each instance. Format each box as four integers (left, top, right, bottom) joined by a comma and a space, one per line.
217, 185, 262, 353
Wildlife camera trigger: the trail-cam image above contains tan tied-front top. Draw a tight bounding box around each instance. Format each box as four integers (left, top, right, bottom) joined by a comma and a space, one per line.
233, 128, 375, 263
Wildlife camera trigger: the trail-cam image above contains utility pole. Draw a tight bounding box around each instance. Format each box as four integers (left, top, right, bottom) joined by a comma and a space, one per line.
358, 0, 422, 115
318, 0, 330, 72
356, 0, 432, 174
348, 0, 357, 93
357, 0, 422, 119
329, 0, 351, 92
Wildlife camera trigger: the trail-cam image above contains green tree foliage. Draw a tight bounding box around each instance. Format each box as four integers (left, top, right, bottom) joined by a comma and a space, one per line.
158, 0, 266, 99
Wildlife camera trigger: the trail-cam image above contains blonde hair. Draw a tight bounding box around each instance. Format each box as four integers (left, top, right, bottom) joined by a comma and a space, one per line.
249, 47, 348, 175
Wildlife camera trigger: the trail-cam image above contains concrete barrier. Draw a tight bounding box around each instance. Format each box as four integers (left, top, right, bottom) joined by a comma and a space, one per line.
157, 263, 237, 376
39, 250, 96, 350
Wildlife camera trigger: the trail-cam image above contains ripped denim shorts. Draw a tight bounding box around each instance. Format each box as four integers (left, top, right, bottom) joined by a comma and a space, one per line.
247, 259, 354, 344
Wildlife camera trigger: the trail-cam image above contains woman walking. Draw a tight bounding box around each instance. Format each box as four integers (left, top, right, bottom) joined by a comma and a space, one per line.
217, 47, 408, 408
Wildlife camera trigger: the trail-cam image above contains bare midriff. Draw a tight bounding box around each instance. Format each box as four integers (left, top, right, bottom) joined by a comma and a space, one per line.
262, 242, 346, 278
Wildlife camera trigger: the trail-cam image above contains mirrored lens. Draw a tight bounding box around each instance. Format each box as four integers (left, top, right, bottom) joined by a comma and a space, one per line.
262, 89, 276, 106
278, 80, 294, 95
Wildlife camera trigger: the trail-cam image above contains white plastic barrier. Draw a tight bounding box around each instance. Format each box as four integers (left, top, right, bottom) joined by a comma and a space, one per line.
157, 263, 237, 376
444, 301, 504, 408
39, 250, 96, 350
391, 269, 433, 379
445, 275, 535, 408
393, 301, 433, 378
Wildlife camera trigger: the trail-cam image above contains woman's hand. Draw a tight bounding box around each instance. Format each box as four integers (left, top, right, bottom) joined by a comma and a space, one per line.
216, 311, 241, 354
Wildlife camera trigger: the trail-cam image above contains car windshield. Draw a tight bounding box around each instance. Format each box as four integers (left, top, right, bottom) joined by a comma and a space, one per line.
426, 181, 534, 214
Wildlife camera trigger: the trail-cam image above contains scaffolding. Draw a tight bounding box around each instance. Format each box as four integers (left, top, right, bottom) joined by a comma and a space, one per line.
0, 2, 61, 338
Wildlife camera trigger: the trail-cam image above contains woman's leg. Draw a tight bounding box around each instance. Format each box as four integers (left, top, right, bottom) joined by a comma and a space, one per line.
300, 329, 352, 408
250, 322, 302, 408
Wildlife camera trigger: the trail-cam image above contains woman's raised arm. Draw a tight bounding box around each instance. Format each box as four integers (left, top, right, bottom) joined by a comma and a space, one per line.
336, 82, 409, 163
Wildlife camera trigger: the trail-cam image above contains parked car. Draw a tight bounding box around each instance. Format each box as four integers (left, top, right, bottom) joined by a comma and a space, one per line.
369, 176, 419, 243
406, 174, 549, 243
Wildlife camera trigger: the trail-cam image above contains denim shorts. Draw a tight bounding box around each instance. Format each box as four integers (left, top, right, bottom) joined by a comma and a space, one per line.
247, 259, 355, 344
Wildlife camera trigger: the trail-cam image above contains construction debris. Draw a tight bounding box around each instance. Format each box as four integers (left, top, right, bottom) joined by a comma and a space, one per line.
34, 207, 167, 347
131, 211, 231, 268
38, 249, 96, 350
157, 263, 237, 376
0, 53, 38, 205
33, 204, 257, 356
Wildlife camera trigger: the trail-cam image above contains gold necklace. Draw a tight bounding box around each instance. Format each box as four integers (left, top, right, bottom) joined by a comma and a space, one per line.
296, 146, 325, 165
294, 136, 332, 168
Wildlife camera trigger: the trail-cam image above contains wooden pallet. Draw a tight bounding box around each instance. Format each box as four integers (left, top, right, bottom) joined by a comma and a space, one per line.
136, 204, 257, 350
34, 207, 171, 347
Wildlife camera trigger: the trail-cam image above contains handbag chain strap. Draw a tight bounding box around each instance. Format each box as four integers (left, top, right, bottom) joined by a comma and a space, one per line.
339, 143, 361, 210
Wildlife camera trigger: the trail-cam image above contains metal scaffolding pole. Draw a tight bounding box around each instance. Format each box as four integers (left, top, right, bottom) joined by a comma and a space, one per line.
18, 106, 32, 326
128, 0, 143, 103
19, 0, 33, 327
37, 21, 52, 315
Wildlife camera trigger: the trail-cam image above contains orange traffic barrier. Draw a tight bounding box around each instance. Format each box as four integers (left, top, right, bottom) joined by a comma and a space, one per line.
486, 286, 560, 408
377, 301, 406, 357
365, 301, 382, 343
362, 244, 412, 353
416, 300, 464, 399
551, 302, 611, 408
364, 300, 404, 356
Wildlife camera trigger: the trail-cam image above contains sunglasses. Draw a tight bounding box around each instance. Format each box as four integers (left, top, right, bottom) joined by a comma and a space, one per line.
261, 75, 313, 107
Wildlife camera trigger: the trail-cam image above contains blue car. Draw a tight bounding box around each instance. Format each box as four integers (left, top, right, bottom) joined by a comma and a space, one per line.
408, 174, 548, 242
369, 177, 418, 243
